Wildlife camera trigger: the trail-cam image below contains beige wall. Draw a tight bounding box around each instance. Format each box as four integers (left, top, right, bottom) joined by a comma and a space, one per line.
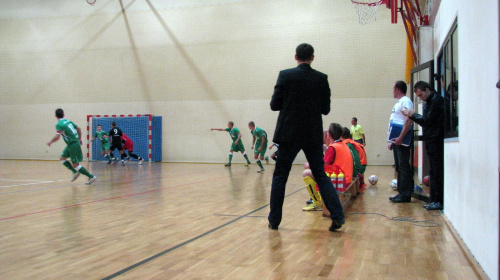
0, 0, 406, 164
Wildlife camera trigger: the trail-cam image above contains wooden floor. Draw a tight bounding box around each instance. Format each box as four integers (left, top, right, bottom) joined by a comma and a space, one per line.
0, 160, 481, 280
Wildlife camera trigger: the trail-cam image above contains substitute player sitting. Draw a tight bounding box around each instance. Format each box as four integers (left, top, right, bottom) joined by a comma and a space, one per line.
302, 123, 353, 211
211, 121, 251, 167
121, 133, 145, 164
248, 121, 268, 173
89, 124, 112, 164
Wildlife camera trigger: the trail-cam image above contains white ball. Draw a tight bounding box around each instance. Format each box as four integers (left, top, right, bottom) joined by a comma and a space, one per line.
390, 179, 398, 190
368, 175, 378, 185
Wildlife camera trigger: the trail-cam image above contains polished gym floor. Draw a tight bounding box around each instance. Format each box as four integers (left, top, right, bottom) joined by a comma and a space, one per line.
0, 160, 481, 279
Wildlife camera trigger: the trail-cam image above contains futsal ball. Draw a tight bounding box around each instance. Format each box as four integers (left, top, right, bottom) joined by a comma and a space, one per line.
368, 175, 378, 185
390, 179, 398, 190
423, 175, 430, 186
414, 185, 423, 194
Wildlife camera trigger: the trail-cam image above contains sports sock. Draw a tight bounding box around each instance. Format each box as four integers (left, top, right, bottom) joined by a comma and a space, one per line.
243, 153, 250, 163
228, 153, 233, 164
75, 165, 93, 178
62, 160, 77, 173
120, 153, 126, 160
256, 160, 264, 169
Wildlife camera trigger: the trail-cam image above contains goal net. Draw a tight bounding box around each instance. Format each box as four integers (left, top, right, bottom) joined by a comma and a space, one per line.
86, 114, 162, 162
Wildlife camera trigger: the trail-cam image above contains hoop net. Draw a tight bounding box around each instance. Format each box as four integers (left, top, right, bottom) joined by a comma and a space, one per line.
351, 0, 384, 24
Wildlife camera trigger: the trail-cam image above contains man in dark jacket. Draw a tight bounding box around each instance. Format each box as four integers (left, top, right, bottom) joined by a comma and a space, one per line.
402, 81, 445, 210
268, 43, 345, 231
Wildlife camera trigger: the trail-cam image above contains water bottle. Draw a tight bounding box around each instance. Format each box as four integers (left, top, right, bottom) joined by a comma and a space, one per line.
330, 172, 337, 190
337, 172, 345, 192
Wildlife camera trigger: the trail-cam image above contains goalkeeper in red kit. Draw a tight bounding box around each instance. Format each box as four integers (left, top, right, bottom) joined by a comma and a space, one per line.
121, 133, 145, 164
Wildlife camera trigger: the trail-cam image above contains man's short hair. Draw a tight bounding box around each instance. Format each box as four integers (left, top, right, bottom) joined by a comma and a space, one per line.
395, 81, 407, 94
55, 108, 64, 118
414, 81, 432, 92
111, 121, 116, 127
342, 127, 352, 139
97, 124, 102, 127
228, 121, 234, 126
296, 43, 314, 61
352, 117, 357, 122
328, 123, 343, 141
248, 121, 255, 127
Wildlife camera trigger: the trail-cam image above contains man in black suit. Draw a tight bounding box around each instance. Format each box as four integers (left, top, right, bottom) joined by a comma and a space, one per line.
268, 43, 345, 231
403, 81, 445, 210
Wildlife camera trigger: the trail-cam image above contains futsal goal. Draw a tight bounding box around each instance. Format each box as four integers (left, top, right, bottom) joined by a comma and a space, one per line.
86, 114, 162, 162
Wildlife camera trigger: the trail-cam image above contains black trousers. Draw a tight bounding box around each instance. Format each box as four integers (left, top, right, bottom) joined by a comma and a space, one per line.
426, 141, 444, 204
268, 141, 344, 227
394, 144, 414, 197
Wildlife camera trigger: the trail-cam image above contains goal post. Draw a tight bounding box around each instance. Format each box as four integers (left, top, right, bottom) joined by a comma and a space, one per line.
86, 114, 162, 163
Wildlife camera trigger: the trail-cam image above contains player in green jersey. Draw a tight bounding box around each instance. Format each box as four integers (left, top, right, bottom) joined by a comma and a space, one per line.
211, 121, 251, 166
248, 121, 268, 173
47, 108, 97, 185
89, 124, 112, 164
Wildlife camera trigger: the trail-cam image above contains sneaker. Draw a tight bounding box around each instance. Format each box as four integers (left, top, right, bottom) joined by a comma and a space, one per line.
121, 160, 125, 166
71, 172, 80, 182
265, 156, 269, 164
306, 199, 313, 204
245, 162, 250, 166
257, 169, 265, 173
127, 157, 131, 162
85, 176, 97, 185
302, 202, 323, 211
138, 159, 144, 165
107, 160, 112, 164
224, 163, 231, 167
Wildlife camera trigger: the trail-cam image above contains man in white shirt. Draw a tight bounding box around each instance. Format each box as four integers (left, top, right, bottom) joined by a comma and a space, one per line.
388, 81, 414, 203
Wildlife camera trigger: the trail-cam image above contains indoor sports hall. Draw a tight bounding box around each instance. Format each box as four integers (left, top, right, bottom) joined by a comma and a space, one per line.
0, 0, 498, 279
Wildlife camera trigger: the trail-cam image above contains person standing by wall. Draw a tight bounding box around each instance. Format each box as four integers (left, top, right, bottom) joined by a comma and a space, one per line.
350, 117, 366, 146
388, 81, 414, 203
268, 43, 345, 231
402, 81, 445, 210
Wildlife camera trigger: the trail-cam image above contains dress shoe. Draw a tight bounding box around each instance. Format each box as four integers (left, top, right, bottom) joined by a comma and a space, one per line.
329, 218, 345, 231
424, 202, 443, 210
268, 223, 278, 230
390, 195, 411, 203
389, 194, 401, 201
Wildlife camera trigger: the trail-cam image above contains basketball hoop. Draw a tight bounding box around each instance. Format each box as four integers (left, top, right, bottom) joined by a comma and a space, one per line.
351, 0, 384, 24
86, 0, 96, 5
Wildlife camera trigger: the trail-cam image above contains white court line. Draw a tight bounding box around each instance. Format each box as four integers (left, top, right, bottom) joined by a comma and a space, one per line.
0, 181, 54, 188
0, 179, 48, 182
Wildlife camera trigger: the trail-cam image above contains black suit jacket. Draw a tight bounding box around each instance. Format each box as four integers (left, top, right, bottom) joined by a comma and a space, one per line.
270, 63, 331, 144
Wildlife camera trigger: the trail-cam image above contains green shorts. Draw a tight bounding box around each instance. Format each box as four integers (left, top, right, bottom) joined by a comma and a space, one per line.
254, 140, 268, 157
101, 142, 110, 152
61, 142, 83, 164
231, 141, 245, 152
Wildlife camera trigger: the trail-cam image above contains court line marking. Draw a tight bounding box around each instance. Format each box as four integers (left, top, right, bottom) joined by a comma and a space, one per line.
0, 181, 54, 188
0, 179, 49, 182
0, 173, 245, 221
101, 187, 304, 280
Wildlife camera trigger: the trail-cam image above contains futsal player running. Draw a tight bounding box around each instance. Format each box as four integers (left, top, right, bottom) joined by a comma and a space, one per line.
89, 124, 112, 164
47, 108, 97, 184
